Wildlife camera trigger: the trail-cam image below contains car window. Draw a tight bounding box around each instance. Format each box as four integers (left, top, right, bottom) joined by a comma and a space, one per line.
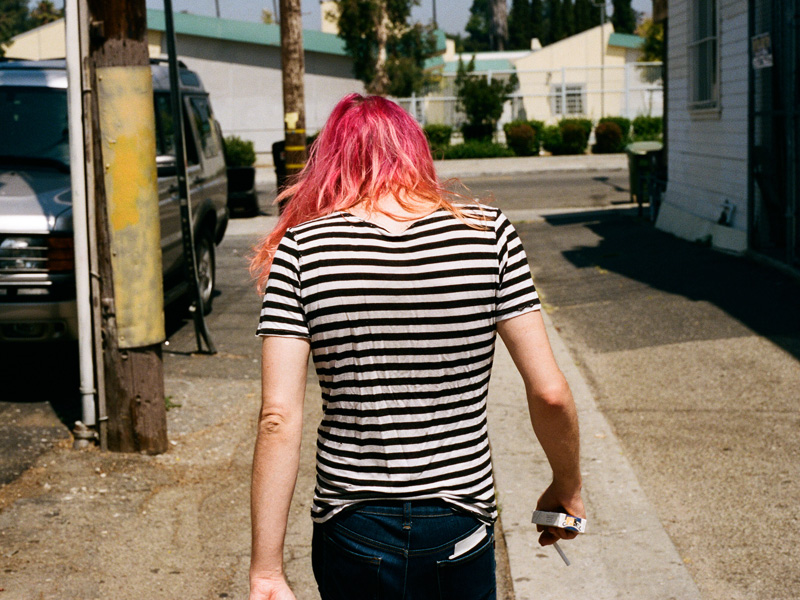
187, 95, 221, 160
154, 92, 199, 166
0, 87, 70, 165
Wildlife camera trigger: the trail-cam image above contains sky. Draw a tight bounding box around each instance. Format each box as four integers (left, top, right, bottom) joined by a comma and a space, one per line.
137, 1, 653, 36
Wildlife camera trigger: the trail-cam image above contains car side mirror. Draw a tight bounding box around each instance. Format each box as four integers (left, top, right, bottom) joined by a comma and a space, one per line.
157, 155, 177, 177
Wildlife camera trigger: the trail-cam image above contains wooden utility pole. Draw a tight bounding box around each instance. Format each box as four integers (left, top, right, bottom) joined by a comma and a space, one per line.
279, 0, 307, 181
87, 0, 168, 454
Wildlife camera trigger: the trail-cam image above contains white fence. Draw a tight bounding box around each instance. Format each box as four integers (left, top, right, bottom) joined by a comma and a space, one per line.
393, 62, 663, 129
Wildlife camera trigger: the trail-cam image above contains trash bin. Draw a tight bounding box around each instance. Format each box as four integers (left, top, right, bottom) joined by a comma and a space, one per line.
626, 141, 663, 215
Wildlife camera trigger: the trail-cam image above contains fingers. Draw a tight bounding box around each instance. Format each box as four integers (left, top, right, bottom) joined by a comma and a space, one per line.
537, 525, 579, 546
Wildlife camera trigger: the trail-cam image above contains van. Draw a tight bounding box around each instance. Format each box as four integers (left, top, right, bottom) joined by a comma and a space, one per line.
0, 59, 228, 342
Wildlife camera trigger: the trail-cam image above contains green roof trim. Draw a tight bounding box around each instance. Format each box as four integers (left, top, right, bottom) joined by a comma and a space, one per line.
608, 32, 644, 49
146, 9, 347, 56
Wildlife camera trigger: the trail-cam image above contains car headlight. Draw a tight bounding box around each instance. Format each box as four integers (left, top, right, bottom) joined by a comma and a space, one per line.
0, 235, 74, 272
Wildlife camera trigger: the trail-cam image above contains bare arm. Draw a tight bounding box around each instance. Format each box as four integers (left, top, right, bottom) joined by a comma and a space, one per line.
497, 310, 584, 546
250, 335, 311, 600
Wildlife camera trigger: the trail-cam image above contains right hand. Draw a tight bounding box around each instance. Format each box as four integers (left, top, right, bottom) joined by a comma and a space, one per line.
535, 481, 585, 547
249, 575, 297, 600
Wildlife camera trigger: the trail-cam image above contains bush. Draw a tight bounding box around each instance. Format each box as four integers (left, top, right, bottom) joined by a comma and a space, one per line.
560, 123, 589, 154
592, 121, 624, 154
540, 125, 563, 154
632, 116, 663, 141
461, 122, 495, 143
424, 124, 453, 149
542, 121, 589, 155
598, 116, 631, 144
505, 123, 537, 156
559, 118, 593, 139
442, 141, 515, 160
503, 119, 544, 155
223, 135, 256, 167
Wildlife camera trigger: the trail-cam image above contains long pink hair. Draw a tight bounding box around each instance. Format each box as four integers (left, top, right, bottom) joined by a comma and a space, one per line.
250, 93, 474, 291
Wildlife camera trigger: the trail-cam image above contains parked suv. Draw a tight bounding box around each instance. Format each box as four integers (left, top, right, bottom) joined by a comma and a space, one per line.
0, 59, 229, 342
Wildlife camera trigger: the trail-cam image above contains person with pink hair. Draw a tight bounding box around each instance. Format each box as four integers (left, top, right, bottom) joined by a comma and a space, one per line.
249, 94, 584, 600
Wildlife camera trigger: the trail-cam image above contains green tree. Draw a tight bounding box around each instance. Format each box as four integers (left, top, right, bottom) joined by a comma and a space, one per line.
455, 57, 518, 141
336, 0, 437, 97
544, 0, 566, 45
0, 0, 29, 56
611, 0, 636, 34
464, 0, 491, 52
573, 0, 595, 34
28, 1, 63, 27
563, 0, 575, 36
637, 18, 664, 62
530, 0, 544, 44
508, 0, 531, 50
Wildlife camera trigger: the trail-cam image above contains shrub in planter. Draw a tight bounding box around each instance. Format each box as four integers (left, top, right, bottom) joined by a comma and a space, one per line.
223, 135, 256, 167
224, 135, 258, 215
442, 141, 515, 160
632, 116, 663, 141
592, 121, 624, 154
505, 123, 537, 156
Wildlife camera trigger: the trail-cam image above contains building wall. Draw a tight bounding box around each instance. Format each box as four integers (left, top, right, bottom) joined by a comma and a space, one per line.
656, 0, 749, 252
511, 24, 643, 123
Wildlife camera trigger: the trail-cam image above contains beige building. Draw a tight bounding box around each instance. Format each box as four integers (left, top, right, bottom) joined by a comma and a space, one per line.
511, 24, 660, 123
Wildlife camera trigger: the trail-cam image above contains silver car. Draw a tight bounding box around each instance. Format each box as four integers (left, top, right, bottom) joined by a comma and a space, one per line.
0, 59, 229, 342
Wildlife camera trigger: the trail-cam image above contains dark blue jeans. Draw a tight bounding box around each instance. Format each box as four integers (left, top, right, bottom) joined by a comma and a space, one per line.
311, 501, 496, 600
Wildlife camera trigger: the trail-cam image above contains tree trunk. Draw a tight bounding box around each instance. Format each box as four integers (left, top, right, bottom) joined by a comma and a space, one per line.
279, 0, 307, 182
369, 1, 390, 95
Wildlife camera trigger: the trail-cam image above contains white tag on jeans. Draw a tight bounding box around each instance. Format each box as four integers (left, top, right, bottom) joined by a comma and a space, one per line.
449, 524, 487, 559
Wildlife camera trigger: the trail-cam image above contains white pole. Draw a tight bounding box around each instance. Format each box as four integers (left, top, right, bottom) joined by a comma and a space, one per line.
561, 66, 567, 117
65, 0, 96, 426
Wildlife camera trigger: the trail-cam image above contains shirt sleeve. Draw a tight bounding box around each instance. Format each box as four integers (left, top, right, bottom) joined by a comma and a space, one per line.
495, 209, 541, 321
256, 230, 310, 338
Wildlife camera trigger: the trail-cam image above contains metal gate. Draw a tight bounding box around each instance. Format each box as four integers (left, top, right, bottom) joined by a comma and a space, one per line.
749, 0, 800, 266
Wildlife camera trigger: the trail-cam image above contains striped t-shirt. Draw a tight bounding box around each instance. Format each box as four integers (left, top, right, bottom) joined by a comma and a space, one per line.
257, 205, 540, 523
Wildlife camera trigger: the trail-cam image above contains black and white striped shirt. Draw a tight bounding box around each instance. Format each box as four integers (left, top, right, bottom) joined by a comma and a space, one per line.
257, 205, 540, 523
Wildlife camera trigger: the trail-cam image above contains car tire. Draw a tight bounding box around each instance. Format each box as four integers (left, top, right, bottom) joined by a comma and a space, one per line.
194, 229, 216, 315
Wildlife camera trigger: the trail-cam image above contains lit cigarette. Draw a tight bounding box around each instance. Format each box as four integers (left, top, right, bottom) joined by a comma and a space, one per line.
553, 541, 570, 566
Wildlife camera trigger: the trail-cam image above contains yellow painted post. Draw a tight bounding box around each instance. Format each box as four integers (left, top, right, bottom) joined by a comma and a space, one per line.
88, 0, 168, 454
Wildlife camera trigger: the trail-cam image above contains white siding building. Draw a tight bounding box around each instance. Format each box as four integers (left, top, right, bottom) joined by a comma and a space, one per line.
656, 0, 749, 252
657, 0, 799, 266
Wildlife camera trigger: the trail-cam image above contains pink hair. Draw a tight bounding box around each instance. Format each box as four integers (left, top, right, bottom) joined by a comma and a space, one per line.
250, 93, 474, 291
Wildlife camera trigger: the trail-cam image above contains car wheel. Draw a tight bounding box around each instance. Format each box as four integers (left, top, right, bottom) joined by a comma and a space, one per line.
194, 229, 216, 315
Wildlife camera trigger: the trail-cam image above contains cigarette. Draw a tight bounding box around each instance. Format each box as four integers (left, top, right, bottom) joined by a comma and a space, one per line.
553, 541, 570, 566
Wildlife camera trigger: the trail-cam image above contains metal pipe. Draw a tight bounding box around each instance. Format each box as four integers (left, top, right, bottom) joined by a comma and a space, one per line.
65, 0, 96, 427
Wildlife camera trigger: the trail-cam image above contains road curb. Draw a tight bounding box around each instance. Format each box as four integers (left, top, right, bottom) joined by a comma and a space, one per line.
488, 311, 703, 600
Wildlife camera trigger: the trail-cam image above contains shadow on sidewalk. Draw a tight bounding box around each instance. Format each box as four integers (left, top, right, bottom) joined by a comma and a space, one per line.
543, 209, 800, 360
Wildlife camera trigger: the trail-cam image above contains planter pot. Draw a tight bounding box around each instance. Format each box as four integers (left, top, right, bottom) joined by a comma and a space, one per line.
226, 166, 258, 216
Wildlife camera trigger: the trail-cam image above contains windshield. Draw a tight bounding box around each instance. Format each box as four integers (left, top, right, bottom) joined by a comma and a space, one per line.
0, 87, 70, 166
